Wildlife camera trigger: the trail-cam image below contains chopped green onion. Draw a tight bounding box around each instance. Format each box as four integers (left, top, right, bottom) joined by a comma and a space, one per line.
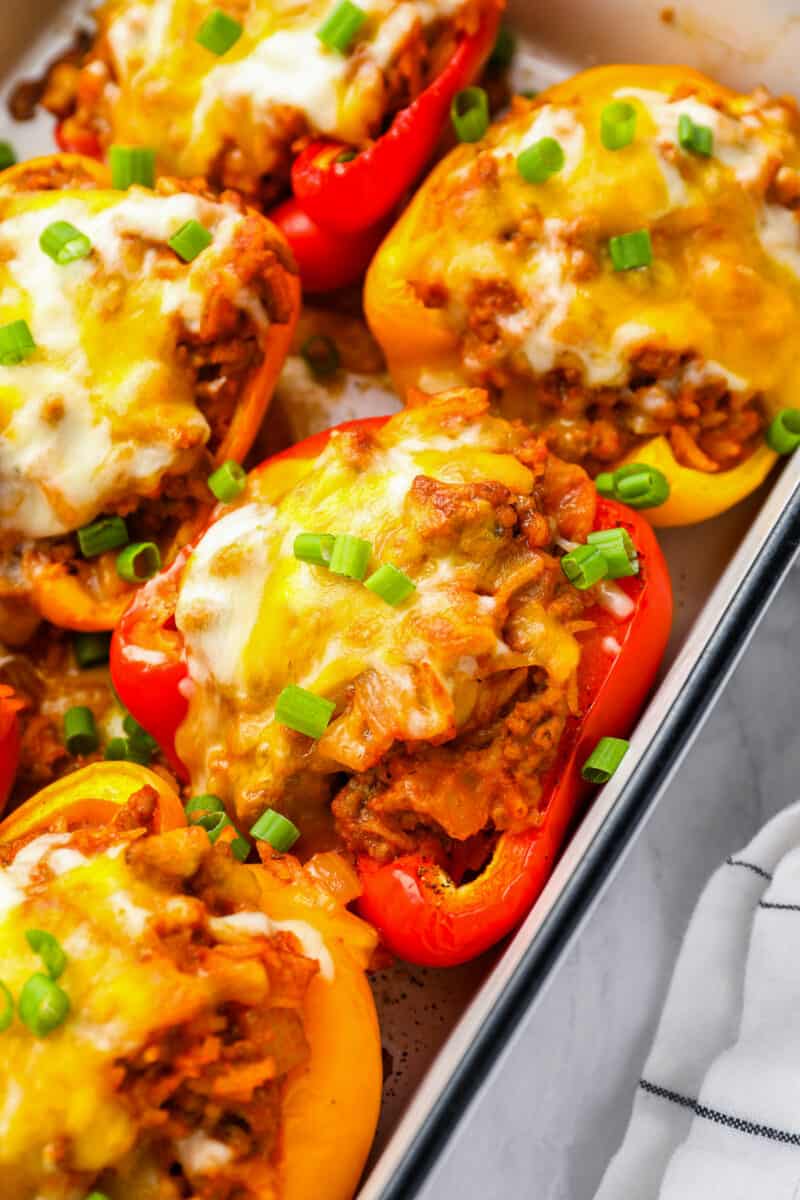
600, 100, 637, 150
335, 148, 358, 164
250, 808, 300, 852
0, 982, 12, 1032
19, 973, 70, 1037
581, 736, 629, 783
609, 229, 652, 271
168, 219, 213, 263
104, 737, 128, 761
317, 0, 365, 54
451, 87, 489, 143
586, 527, 639, 579
520, 89, 539, 100
77, 515, 128, 558
364, 562, 416, 606
116, 541, 161, 583
73, 632, 111, 669
208, 459, 246, 502
122, 714, 158, 763
560, 543, 609, 590
64, 707, 98, 757
0, 141, 16, 171
228, 829, 251, 862
86, 1193, 112, 1200
766, 408, 800, 454
329, 533, 371, 580
39, 220, 92, 265
275, 685, 335, 739
0, 319, 35, 365
195, 9, 243, 55
488, 25, 515, 70
186, 793, 226, 818
294, 532, 335, 567
677, 112, 713, 157
597, 463, 670, 509
300, 333, 340, 378
516, 136, 565, 184
25, 930, 67, 980
110, 145, 156, 190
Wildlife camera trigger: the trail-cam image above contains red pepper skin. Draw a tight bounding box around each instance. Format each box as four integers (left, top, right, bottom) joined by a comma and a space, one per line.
356, 498, 673, 966
268, 197, 388, 293
290, 5, 502, 235
0, 686, 23, 814
111, 423, 672, 969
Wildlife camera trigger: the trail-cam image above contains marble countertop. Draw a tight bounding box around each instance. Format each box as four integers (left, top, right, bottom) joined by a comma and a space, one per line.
417, 564, 800, 1200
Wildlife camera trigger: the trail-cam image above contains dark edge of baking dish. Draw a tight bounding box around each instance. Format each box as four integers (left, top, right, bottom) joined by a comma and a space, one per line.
373, 475, 800, 1200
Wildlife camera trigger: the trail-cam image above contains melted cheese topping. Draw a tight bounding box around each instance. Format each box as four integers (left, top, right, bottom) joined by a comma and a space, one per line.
0, 829, 327, 1193
373, 66, 800, 412
173, 397, 582, 812
98, 0, 467, 178
0, 185, 263, 539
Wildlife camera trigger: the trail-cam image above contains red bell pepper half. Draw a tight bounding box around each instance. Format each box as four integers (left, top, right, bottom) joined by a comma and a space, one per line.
268, 197, 389, 293
290, 5, 502, 236
111, 420, 672, 968
0, 685, 23, 813
357, 496, 672, 965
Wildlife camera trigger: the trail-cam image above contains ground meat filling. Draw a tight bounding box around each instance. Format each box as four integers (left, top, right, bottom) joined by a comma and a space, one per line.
3, 795, 316, 1199
330, 442, 595, 867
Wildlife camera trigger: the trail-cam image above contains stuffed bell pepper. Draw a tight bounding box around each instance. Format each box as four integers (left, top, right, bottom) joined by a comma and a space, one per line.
111, 388, 672, 966
0, 761, 381, 1200
44, 0, 502, 290
0, 153, 299, 642
366, 65, 800, 524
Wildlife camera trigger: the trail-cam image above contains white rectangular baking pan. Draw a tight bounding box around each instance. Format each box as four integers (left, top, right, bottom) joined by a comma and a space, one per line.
3, 3, 800, 1197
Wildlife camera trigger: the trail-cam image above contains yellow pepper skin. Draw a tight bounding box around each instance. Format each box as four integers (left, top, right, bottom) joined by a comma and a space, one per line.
365, 64, 800, 525
618, 437, 778, 526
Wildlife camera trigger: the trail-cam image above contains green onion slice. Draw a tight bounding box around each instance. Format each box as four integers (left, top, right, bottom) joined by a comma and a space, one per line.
600, 101, 637, 150
451, 87, 489, 143
516, 136, 565, 184
25, 930, 67, 980
168, 219, 213, 262
18, 973, 70, 1037
488, 25, 515, 70
73, 632, 111, 669
86, 1193, 112, 1200
609, 229, 652, 271
104, 737, 128, 761
77, 515, 129, 558
586, 527, 639, 579
0, 982, 12, 1032
294, 532, 335, 567
0, 318, 35, 365
766, 408, 800, 455
678, 112, 713, 157
116, 541, 161, 583
39, 220, 92, 265
364, 562, 416, 606
186, 793, 226, 818
335, 148, 358, 164
195, 9, 243, 55
300, 333, 340, 378
317, 0, 366, 53
250, 808, 301, 852
581, 736, 630, 783
275, 685, 335, 739
110, 145, 156, 190
64, 706, 98, 757
0, 141, 16, 171
329, 534, 371, 580
122, 714, 158, 762
598, 463, 670, 509
208, 459, 246, 502
560, 543, 609, 590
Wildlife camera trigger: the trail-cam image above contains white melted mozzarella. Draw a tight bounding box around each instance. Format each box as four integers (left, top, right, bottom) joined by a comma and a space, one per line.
758, 203, 800, 278
208, 910, 335, 979
498, 104, 586, 179
0, 190, 255, 539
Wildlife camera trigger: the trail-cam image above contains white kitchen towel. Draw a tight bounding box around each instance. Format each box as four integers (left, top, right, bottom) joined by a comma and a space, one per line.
595, 801, 800, 1200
